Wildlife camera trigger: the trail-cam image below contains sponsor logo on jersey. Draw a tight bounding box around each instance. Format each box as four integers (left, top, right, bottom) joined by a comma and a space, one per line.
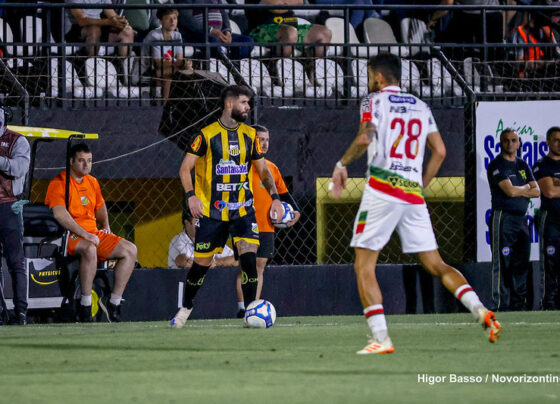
547, 246, 556, 255
80, 196, 89, 206
196, 242, 211, 250
368, 166, 424, 204
191, 135, 202, 152
389, 161, 419, 173
255, 137, 263, 155
501, 246, 511, 256
388, 94, 417, 104
361, 98, 372, 123
0, 142, 9, 148
213, 199, 253, 211
229, 144, 240, 156
519, 169, 527, 180
216, 159, 249, 175
217, 182, 249, 192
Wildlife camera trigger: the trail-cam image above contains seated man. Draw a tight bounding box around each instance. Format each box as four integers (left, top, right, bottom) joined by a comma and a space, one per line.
176, 0, 254, 60
141, 8, 192, 100
246, 0, 332, 58
65, 0, 134, 57
168, 211, 237, 269
45, 143, 137, 322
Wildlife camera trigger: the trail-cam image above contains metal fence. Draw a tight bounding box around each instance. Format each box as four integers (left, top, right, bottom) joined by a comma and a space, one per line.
2, 3, 560, 267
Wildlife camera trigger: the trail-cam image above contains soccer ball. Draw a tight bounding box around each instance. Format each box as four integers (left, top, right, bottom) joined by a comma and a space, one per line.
270, 201, 294, 229
244, 299, 276, 328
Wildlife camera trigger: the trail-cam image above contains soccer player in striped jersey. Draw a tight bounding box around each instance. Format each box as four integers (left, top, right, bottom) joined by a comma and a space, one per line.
330, 53, 501, 354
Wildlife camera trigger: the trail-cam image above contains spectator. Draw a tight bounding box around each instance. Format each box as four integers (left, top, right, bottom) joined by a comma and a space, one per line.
45, 143, 138, 322
141, 8, 192, 100
0, 105, 30, 325
246, 0, 332, 58
112, 0, 160, 42
168, 211, 237, 269
486, 129, 540, 311
65, 0, 134, 57
176, 0, 254, 60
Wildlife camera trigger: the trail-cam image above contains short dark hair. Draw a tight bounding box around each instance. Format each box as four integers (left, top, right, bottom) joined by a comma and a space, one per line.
156, 8, 178, 21
368, 53, 401, 84
69, 143, 91, 160
252, 124, 269, 133
500, 128, 517, 142
220, 85, 253, 110
546, 126, 560, 141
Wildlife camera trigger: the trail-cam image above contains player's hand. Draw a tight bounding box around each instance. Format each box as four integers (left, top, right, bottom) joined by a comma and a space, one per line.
189, 195, 204, 219
330, 165, 348, 199
83, 233, 100, 246
269, 199, 284, 223
99, 227, 111, 234
553, 177, 560, 186
221, 31, 232, 43
287, 210, 301, 227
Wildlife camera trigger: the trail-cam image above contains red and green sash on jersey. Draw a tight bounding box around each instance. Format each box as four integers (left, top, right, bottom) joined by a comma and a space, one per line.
368, 166, 425, 204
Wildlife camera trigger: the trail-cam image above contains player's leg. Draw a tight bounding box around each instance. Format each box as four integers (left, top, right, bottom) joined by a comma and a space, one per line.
255, 257, 268, 300
542, 215, 560, 309
232, 213, 260, 307
72, 238, 99, 322
509, 221, 531, 311
103, 236, 137, 322
171, 217, 226, 328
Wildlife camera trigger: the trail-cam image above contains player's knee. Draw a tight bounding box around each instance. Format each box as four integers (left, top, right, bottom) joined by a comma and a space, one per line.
79, 243, 97, 260
126, 242, 138, 260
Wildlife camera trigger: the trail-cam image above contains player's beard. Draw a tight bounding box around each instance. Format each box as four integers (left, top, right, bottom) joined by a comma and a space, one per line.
231, 108, 248, 123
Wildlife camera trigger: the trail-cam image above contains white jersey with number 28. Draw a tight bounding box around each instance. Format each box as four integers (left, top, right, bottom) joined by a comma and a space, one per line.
360, 85, 439, 204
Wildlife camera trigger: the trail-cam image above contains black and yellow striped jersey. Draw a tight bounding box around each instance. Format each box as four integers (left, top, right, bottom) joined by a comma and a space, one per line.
187, 120, 264, 221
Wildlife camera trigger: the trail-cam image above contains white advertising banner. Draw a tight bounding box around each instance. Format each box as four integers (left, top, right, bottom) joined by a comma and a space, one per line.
475, 100, 559, 262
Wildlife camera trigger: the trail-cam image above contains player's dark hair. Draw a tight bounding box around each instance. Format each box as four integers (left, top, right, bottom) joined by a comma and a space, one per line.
69, 143, 91, 160
252, 124, 269, 133
368, 53, 401, 84
156, 8, 178, 20
546, 126, 560, 141
499, 128, 517, 142
220, 85, 254, 110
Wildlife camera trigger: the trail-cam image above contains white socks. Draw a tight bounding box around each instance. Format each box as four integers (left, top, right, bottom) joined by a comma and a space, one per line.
454, 284, 484, 319
110, 294, 122, 306
80, 294, 92, 306
364, 304, 388, 342
237, 302, 245, 310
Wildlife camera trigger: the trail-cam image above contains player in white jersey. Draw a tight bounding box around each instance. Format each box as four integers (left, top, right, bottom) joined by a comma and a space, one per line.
330, 53, 502, 355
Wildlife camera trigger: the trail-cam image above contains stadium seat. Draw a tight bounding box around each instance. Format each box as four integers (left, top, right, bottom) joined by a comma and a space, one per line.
50, 59, 103, 99
363, 17, 407, 57
275, 58, 308, 96
400, 58, 423, 96
209, 58, 237, 85
325, 17, 368, 58
293, 0, 321, 18
85, 57, 142, 98
463, 57, 504, 93
240, 58, 272, 96
400, 17, 431, 57
426, 57, 462, 97
312, 58, 343, 96
0, 17, 17, 67
349, 58, 368, 98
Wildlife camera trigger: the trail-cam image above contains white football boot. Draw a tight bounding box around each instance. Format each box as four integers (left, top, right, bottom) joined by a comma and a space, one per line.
356, 337, 394, 355
170, 307, 192, 329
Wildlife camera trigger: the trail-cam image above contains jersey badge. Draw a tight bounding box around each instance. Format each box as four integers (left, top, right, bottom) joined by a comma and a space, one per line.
519, 169, 527, 180
547, 246, 556, 255
255, 137, 263, 154
501, 246, 511, 256
191, 135, 202, 152
80, 196, 89, 206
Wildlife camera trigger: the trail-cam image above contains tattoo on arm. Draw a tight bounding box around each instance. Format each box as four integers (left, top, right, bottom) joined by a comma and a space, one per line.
261, 171, 278, 195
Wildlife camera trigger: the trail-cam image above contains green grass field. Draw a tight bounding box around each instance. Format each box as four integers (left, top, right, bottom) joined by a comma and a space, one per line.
0, 311, 559, 404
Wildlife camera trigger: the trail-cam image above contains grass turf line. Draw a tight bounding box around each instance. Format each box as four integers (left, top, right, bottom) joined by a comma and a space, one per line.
0, 311, 558, 403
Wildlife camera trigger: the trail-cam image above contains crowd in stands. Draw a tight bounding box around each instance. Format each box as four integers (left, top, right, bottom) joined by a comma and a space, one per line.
1, 0, 560, 99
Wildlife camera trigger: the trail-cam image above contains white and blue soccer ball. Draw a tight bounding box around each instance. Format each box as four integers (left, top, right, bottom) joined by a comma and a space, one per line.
270, 202, 294, 229
244, 299, 276, 328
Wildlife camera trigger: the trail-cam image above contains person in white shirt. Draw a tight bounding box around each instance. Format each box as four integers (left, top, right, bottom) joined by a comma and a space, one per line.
168, 212, 237, 269
330, 53, 502, 355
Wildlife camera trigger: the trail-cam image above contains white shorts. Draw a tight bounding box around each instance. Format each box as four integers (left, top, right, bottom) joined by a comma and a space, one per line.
350, 188, 438, 254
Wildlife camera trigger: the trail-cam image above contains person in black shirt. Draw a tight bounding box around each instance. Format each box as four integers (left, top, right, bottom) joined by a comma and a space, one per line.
487, 128, 540, 311
533, 126, 560, 310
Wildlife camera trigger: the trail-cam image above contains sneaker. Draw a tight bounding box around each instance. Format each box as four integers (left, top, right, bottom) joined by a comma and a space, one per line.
79, 305, 93, 323
108, 302, 122, 323
236, 309, 246, 319
9, 312, 27, 326
171, 307, 192, 329
356, 337, 394, 355
477, 308, 502, 343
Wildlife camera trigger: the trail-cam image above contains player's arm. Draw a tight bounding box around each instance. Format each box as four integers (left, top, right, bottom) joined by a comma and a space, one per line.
331, 121, 376, 198
497, 179, 539, 198
52, 205, 100, 246
95, 204, 111, 233
537, 176, 560, 198
253, 158, 283, 222
423, 131, 446, 188
175, 254, 193, 269
179, 153, 203, 218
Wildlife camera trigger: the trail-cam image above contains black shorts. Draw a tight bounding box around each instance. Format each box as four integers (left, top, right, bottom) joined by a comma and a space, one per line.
233, 231, 274, 259
194, 213, 259, 258
65, 24, 112, 42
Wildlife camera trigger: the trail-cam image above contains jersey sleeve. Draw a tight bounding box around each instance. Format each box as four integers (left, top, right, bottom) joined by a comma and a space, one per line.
360, 95, 379, 126
252, 135, 265, 161
532, 160, 548, 181
488, 161, 508, 185
425, 109, 439, 134
92, 177, 105, 210
187, 132, 207, 157
44, 177, 65, 209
